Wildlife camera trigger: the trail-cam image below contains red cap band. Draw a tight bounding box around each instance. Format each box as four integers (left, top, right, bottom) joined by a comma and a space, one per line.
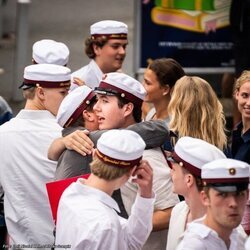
23, 79, 70, 88
64, 91, 96, 128
98, 81, 143, 108
96, 149, 141, 168
91, 33, 127, 40
172, 151, 201, 177
202, 177, 249, 184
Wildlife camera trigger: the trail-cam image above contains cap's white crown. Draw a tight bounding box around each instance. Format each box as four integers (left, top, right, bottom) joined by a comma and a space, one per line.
202, 158, 250, 180
24, 64, 71, 82
97, 130, 145, 161
175, 136, 226, 170
32, 39, 70, 66
90, 20, 128, 35
101, 72, 146, 101
57, 85, 93, 127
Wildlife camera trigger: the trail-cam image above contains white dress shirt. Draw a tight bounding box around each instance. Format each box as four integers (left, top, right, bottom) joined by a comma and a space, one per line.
0, 110, 62, 246
176, 216, 247, 250
121, 148, 180, 250
70, 60, 103, 90
55, 179, 155, 250
167, 201, 189, 250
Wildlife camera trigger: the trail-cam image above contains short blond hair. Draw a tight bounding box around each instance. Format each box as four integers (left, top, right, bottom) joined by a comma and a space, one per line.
90, 155, 131, 181
22, 87, 36, 100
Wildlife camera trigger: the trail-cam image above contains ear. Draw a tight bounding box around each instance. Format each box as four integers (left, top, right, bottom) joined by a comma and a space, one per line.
82, 110, 95, 122
185, 174, 194, 189
162, 85, 171, 96
93, 44, 101, 56
36, 86, 46, 101
200, 190, 210, 207
123, 102, 134, 117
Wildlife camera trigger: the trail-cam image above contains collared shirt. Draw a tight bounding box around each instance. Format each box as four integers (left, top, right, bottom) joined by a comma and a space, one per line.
121, 147, 179, 250
167, 201, 189, 250
0, 109, 62, 246
55, 179, 155, 250
70, 60, 103, 91
245, 236, 250, 250
231, 121, 250, 164
176, 216, 247, 250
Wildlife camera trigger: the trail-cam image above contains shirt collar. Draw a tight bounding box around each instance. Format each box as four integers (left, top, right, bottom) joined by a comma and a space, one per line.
187, 215, 239, 241
16, 109, 56, 120
75, 178, 120, 213
234, 122, 250, 142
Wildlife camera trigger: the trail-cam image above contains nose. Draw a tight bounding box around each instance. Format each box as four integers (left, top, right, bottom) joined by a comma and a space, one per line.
93, 100, 100, 112
247, 97, 250, 105
228, 195, 238, 208
119, 46, 126, 55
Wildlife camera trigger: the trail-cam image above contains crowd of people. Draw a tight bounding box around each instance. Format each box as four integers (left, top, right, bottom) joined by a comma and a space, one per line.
0, 18, 249, 250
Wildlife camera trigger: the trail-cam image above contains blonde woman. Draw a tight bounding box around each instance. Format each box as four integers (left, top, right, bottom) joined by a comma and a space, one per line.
167, 75, 228, 152
232, 70, 250, 236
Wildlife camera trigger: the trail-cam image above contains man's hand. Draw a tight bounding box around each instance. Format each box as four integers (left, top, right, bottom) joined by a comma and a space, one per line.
132, 160, 153, 198
72, 77, 85, 87
48, 129, 94, 161
62, 129, 94, 155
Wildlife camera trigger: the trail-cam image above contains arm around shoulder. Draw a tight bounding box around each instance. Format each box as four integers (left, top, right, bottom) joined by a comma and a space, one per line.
126, 120, 169, 149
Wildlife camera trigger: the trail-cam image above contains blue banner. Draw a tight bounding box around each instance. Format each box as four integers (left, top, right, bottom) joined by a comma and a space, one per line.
138, 0, 234, 72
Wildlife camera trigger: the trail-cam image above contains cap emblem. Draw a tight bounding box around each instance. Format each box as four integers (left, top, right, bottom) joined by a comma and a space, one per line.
229, 168, 236, 175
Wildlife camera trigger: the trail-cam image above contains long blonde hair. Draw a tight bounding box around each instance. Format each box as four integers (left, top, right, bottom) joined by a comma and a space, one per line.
168, 76, 227, 150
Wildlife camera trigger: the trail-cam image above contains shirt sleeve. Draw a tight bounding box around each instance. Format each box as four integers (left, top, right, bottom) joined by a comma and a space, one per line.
120, 194, 155, 250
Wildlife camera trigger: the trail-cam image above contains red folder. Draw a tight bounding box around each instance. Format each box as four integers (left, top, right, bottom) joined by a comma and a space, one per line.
46, 174, 90, 224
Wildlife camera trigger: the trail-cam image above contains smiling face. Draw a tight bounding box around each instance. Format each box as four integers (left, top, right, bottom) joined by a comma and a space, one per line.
93, 94, 128, 130
94, 39, 128, 73
202, 188, 248, 232
235, 81, 250, 122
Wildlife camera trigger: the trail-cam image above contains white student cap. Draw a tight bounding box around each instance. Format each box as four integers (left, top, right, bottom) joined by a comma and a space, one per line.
90, 20, 128, 40
94, 72, 146, 108
202, 158, 250, 192
20, 64, 71, 89
57, 85, 96, 128
169, 137, 226, 177
96, 130, 146, 168
32, 39, 70, 66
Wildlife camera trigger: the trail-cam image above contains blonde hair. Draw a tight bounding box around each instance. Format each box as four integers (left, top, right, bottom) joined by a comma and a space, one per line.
168, 76, 227, 150
234, 70, 250, 93
22, 87, 36, 100
90, 156, 131, 181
